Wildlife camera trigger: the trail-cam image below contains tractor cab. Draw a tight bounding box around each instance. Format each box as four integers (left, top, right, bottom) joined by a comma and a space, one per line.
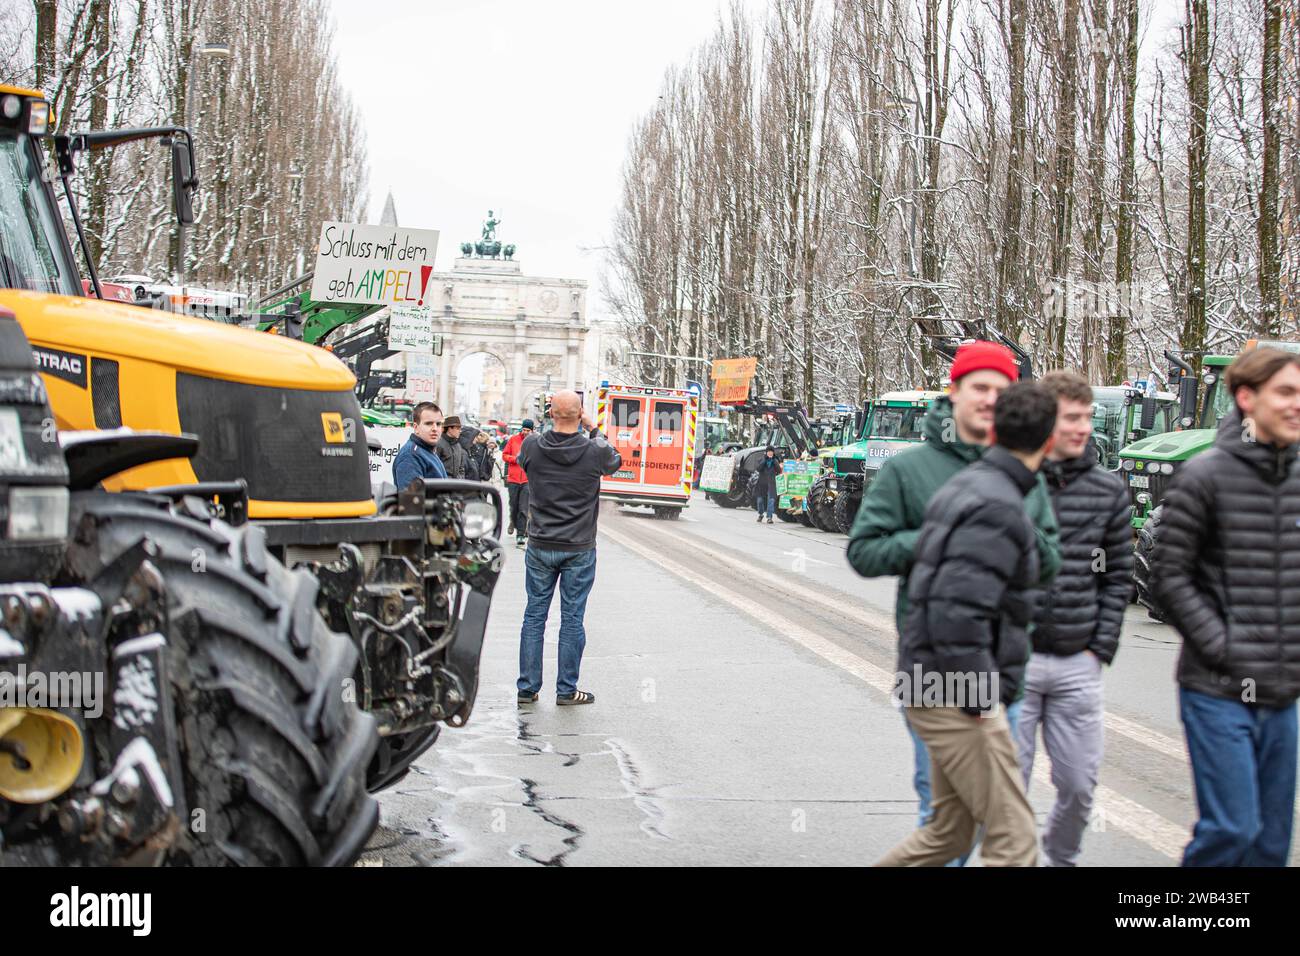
1090, 384, 1177, 471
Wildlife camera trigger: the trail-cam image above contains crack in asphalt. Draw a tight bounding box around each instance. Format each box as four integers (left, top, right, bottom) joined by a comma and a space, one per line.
513, 776, 585, 867
603, 737, 670, 841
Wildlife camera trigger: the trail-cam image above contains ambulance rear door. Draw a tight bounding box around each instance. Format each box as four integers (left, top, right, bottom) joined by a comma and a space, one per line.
643, 396, 688, 495
605, 391, 646, 486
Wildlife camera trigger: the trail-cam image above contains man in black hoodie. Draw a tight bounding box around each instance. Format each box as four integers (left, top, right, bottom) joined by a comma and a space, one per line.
1016, 371, 1133, 866
1153, 346, 1300, 867
516, 390, 622, 706
877, 382, 1057, 867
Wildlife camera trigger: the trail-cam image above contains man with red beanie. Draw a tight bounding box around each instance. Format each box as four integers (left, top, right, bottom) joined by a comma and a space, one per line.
847, 340, 1060, 864
503, 420, 534, 548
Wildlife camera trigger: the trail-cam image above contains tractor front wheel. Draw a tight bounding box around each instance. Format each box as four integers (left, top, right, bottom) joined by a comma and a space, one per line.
1133, 506, 1168, 623
833, 489, 861, 535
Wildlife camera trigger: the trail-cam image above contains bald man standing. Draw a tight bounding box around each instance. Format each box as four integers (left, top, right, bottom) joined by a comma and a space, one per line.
516, 390, 622, 706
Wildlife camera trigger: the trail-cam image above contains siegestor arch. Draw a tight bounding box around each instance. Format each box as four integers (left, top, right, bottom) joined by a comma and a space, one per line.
453, 349, 511, 422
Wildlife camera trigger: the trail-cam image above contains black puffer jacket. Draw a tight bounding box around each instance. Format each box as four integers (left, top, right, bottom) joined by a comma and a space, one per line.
1035, 445, 1134, 662
1152, 409, 1300, 707
897, 447, 1041, 714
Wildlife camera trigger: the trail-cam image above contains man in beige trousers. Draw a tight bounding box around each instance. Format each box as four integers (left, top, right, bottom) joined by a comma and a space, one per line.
876, 382, 1058, 866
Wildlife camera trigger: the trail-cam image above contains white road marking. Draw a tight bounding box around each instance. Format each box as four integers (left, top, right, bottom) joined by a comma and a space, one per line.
602, 521, 1189, 860
782, 549, 831, 566
631, 518, 1190, 764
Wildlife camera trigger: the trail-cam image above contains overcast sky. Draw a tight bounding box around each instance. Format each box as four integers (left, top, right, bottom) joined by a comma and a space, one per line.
329, 0, 736, 316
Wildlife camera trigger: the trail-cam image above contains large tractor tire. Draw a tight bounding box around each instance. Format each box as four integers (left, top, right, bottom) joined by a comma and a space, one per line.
806, 481, 834, 532
1133, 505, 1167, 623
833, 489, 861, 535
62, 493, 380, 866
775, 507, 797, 523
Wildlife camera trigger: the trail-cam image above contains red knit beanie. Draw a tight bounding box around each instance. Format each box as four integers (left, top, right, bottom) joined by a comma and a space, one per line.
949, 340, 1020, 384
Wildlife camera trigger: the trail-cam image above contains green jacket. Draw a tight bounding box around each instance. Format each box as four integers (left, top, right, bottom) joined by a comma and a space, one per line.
846, 395, 1062, 631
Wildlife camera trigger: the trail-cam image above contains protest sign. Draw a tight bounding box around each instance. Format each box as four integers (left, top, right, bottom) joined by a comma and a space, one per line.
310, 222, 441, 306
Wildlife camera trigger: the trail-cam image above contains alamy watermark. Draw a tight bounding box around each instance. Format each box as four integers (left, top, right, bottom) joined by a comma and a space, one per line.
893, 665, 1001, 712
0, 665, 104, 719
1040, 278, 1161, 324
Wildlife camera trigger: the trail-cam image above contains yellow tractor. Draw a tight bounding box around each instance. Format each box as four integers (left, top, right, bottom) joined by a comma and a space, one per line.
0, 84, 504, 861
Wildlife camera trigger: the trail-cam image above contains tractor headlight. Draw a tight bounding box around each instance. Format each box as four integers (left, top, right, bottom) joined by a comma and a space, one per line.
461, 499, 498, 539
1, 95, 20, 120
1136, 492, 1152, 506
27, 101, 49, 135
1163, 462, 1176, 475
1121, 459, 1134, 471
6, 487, 68, 540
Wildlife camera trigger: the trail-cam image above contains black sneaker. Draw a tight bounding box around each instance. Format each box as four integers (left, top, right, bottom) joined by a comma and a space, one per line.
517, 691, 539, 705
556, 690, 595, 706
756, 513, 763, 522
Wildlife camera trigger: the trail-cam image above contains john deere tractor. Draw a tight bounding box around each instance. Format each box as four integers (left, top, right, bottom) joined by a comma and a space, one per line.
1090, 383, 1178, 471
808, 391, 938, 534
1124, 344, 1300, 618
0, 85, 504, 805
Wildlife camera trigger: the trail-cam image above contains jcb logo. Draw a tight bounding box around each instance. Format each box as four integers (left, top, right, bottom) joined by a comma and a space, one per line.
321, 412, 346, 444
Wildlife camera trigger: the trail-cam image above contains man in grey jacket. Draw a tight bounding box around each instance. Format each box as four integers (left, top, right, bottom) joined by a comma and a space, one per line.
516, 390, 622, 706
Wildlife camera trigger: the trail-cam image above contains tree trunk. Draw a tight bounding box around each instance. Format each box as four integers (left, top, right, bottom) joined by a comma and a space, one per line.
1080, 0, 1111, 381
1258, 0, 1282, 337
34, 0, 58, 90
1110, 0, 1138, 382
996, 0, 1028, 343
1049, 0, 1081, 366
1183, 0, 1210, 373
85, 0, 111, 268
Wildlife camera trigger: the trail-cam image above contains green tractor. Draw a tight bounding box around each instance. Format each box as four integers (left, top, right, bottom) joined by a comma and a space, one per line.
1125, 343, 1300, 618
807, 391, 939, 533
1090, 383, 1178, 471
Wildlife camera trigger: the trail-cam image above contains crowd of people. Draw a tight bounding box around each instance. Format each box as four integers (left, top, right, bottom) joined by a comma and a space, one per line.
391, 394, 621, 706
849, 341, 1300, 868
390, 341, 1300, 867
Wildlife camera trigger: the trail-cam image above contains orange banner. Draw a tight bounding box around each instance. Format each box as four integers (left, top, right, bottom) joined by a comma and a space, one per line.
713, 378, 751, 403
710, 357, 758, 380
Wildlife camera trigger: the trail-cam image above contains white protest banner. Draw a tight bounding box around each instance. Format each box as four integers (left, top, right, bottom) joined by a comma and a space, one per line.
699, 454, 735, 494
405, 352, 438, 399
387, 306, 443, 354
310, 222, 440, 306
367, 425, 411, 485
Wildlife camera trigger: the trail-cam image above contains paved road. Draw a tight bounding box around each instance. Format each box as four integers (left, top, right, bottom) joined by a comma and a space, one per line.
362, 491, 1299, 866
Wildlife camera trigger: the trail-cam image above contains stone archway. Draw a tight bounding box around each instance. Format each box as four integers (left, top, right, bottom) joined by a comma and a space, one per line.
453, 351, 510, 423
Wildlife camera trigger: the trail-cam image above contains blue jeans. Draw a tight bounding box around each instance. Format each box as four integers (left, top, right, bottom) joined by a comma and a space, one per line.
1180, 688, 1297, 867
758, 493, 776, 517
517, 546, 597, 698
905, 699, 1022, 866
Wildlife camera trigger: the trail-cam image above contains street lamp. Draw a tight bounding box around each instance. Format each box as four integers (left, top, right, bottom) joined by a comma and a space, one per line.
176, 37, 230, 292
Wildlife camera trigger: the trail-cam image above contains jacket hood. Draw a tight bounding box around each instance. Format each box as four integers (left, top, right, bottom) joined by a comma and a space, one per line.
1041, 442, 1098, 488
921, 395, 984, 464
537, 428, 591, 465
1215, 407, 1299, 483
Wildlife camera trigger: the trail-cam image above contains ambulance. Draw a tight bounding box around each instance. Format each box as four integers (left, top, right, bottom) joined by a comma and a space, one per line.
595, 382, 700, 519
